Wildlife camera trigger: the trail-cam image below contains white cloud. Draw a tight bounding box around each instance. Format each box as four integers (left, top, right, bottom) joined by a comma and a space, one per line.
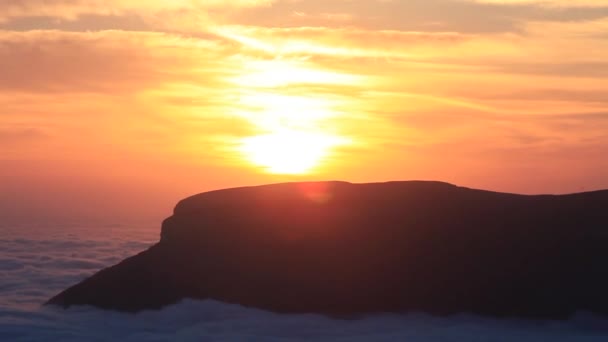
1, 224, 607, 341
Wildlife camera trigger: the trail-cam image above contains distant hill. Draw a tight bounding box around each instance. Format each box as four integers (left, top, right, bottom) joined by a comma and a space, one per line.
47, 181, 608, 319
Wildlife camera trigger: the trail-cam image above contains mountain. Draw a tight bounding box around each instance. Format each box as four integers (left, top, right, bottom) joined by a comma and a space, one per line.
46, 181, 608, 319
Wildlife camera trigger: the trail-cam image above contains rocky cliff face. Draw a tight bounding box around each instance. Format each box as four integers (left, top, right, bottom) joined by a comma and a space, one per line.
47, 181, 608, 319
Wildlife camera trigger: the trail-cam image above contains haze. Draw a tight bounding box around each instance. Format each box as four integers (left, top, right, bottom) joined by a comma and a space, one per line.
2, 0, 608, 223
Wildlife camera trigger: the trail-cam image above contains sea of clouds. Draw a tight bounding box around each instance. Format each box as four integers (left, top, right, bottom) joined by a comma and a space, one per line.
1, 222, 607, 341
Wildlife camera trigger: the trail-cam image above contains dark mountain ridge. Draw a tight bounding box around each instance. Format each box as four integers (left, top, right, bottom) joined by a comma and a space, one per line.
47, 181, 608, 319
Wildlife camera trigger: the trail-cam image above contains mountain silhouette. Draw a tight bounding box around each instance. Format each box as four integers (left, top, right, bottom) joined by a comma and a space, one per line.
47, 181, 608, 319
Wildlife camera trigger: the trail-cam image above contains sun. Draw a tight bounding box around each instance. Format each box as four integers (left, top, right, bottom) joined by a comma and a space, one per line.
232, 93, 350, 175
240, 130, 344, 175
228, 58, 356, 175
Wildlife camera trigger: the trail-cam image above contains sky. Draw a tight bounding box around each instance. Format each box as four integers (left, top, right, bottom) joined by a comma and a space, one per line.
2, 0, 608, 223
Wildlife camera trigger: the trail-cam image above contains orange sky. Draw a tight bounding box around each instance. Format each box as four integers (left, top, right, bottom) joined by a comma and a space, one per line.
2, 0, 608, 223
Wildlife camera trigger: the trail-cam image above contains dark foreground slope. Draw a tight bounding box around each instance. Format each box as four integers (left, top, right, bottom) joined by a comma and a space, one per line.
47, 181, 608, 319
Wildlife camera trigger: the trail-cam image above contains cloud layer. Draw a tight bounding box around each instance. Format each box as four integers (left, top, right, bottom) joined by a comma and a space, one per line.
0, 0, 607, 219
1, 223, 607, 341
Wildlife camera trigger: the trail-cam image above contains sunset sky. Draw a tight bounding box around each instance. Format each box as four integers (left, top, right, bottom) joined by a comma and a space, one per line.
2, 0, 608, 223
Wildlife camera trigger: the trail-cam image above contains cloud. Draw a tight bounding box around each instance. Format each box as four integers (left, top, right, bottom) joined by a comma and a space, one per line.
0, 127, 48, 144
2, 270, 607, 341
0, 224, 607, 340
211, 25, 505, 59
229, 0, 608, 35
1, 4, 607, 193
0, 0, 274, 23
0, 30, 228, 93
0, 29, 255, 167
3, 0, 608, 35
466, 0, 608, 8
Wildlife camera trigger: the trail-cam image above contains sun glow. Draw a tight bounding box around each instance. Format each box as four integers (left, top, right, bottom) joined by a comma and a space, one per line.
230, 59, 356, 175
231, 60, 361, 88
240, 130, 346, 174
234, 93, 350, 174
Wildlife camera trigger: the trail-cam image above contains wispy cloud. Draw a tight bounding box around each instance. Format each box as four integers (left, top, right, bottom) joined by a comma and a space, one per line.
0, 127, 48, 143
466, 0, 608, 8
0, 30, 227, 93
1, 0, 607, 194
0, 0, 275, 23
